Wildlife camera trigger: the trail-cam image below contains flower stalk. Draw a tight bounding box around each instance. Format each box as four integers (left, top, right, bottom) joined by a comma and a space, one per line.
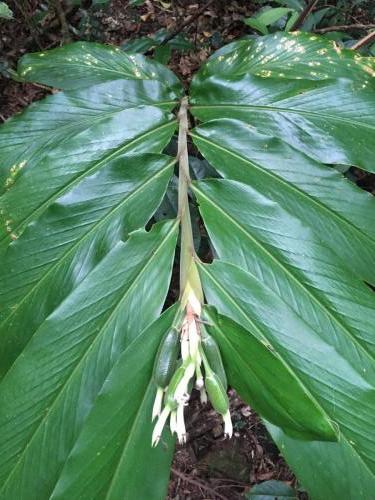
151, 98, 232, 447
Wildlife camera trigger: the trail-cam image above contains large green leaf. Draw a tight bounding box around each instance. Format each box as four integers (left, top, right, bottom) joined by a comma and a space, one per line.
190, 32, 375, 172
266, 423, 375, 500
18, 41, 182, 92
204, 306, 335, 441
191, 118, 375, 284
193, 179, 375, 469
190, 32, 375, 498
1, 42, 182, 247
193, 180, 375, 358
0, 154, 174, 377
198, 259, 375, 477
193, 31, 375, 81
0, 81, 177, 242
0, 219, 178, 496
50, 306, 178, 500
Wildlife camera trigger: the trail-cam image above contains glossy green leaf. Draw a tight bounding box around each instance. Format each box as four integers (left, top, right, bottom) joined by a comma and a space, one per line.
193, 179, 375, 358
190, 33, 375, 496
0, 219, 178, 496
198, 259, 375, 475
0, 80, 177, 241
50, 306, 177, 500
192, 31, 375, 83
190, 32, 375, 172
266, 423, 375, 500
18, 42, 182, 93
0, 154, 174, 377
204, 306, 336, 441
191, 118, 375, 284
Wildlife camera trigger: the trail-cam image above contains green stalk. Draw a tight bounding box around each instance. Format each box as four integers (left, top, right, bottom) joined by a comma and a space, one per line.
177, 97, 203, 310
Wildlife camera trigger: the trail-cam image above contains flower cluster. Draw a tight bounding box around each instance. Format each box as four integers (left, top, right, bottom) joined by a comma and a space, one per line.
151, 294, 232, 446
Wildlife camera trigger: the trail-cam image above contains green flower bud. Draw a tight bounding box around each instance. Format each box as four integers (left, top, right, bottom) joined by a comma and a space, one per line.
201, 329, 227, 389
205, 371, 229, 416
153, 328, 180, 389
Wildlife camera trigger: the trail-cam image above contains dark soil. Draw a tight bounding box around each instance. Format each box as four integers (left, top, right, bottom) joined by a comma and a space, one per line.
1, 1, 374, 498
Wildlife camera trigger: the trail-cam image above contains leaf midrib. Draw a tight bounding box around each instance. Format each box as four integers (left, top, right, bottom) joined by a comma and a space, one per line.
0, 220, 178, 493
191, 104, 375, 131
193, 184, 375, 365
0, 120, 177, 246
190, 132, 375, 247
0, 160, 175, 337
199, 263, 375, 478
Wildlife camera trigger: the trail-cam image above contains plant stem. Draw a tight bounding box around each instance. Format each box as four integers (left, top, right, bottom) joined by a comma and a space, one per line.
177, 97, 203, 310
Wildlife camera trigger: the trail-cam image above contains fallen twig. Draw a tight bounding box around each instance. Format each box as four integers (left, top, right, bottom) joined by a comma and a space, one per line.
314, 23, 375, 34
351, 30, 375, 50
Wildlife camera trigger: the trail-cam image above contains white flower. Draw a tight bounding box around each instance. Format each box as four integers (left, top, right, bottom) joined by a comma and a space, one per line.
174, 360, 195, 402
180, 324, 189, 361
188, 317, 199, 358
169, 410, 177, 435
152, 406, 171, 447
152, 387, 164, 421
199, 386, 208, 404
176, 403, 186, 444
223, 410, 233, 438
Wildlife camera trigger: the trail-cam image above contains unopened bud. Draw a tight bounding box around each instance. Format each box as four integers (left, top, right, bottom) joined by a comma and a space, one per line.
195, 378, 204, 390
152, 386, 164, 421
200, 386, 208, 404
176, 403, 187, 444
205, 372, 229, 416
174, 361, 195, 403
152, 406, 171, 447
223, 410, 233, 438
170, 410, 177, 435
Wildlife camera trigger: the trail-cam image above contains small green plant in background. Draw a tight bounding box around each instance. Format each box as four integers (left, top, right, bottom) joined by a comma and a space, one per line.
0, 1, 12, 19
122, 28, 193, 65
245, 0, 375, 51
244, 5, 300, 34
0, 23, 375, 500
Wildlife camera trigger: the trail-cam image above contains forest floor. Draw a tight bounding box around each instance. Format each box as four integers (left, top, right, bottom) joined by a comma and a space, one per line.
1, 1, 374, 498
